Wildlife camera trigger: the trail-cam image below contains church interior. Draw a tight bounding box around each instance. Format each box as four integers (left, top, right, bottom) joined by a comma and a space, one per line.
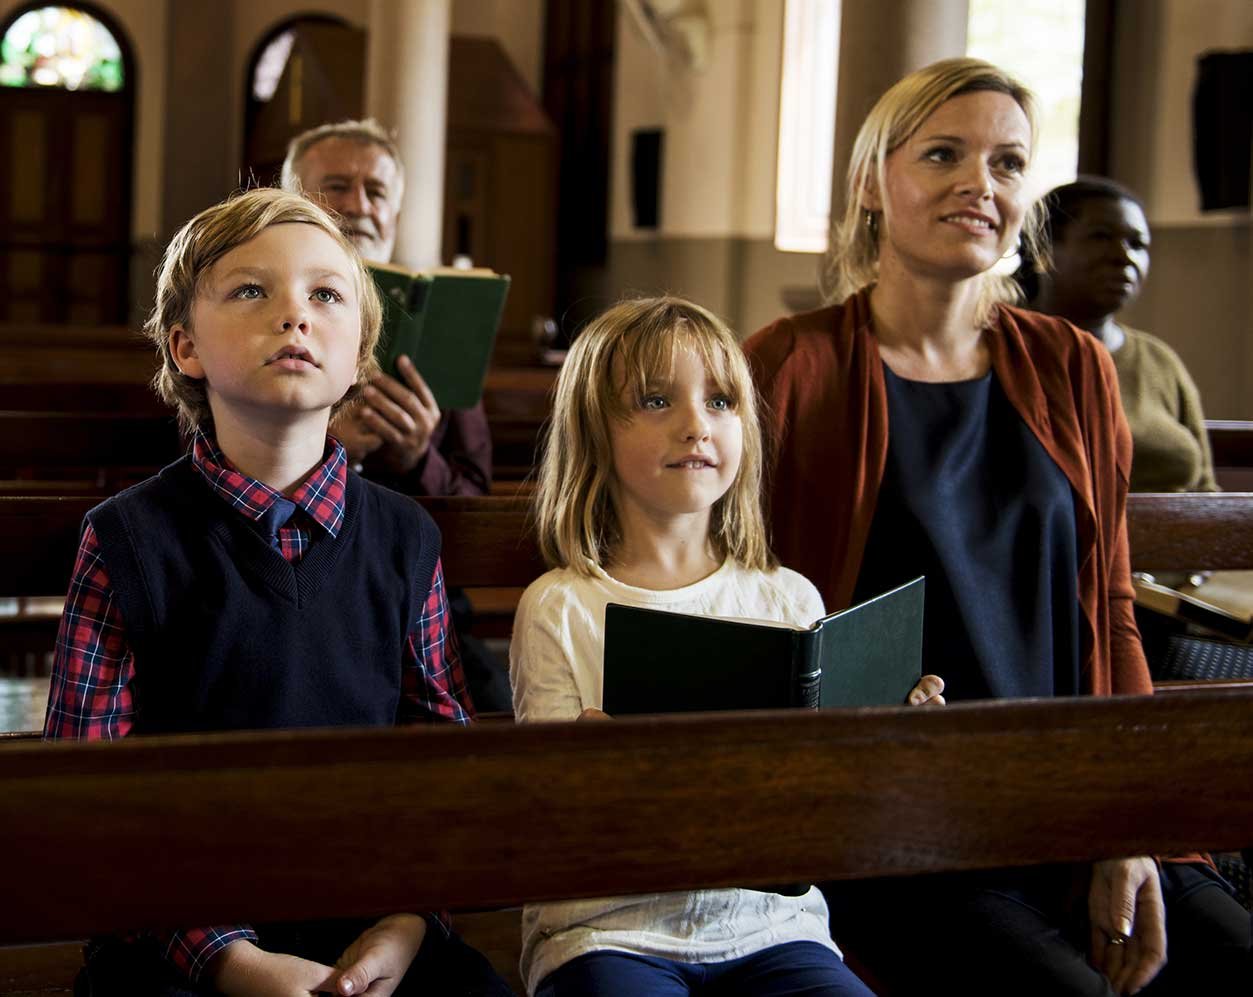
1, 1, 1252, 994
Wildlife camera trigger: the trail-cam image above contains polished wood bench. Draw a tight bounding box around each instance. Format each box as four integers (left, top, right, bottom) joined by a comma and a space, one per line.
4, 493, 1253, 992
3, 690, 1252, 939
0, 496, 538, 675
1206, 420, 1253, 491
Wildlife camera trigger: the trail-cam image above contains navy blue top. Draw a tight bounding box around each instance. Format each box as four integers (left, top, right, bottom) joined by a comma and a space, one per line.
88, 457, 442, 733
852, 364, 1081, 701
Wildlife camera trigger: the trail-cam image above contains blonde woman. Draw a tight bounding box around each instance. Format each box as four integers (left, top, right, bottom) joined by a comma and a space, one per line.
746, 58, 1249, 995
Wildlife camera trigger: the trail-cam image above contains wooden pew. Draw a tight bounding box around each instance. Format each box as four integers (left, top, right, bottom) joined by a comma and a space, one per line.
0, 411, 187, 489
3, 493, 1252, 990
0, 496, 540, 676
1124, 492, 1253, 573
1207, 420, 1253, 492
2, 688, 1252, 946
6, 492, 1253, 683
0, 495, 539, 599
4, 492, 1248, 595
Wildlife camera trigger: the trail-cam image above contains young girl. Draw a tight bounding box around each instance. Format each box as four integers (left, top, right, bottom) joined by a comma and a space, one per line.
510, 296, 941, 997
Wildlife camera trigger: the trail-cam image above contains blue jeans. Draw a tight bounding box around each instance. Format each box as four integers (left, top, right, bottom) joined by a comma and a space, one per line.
535, 941, 873, 997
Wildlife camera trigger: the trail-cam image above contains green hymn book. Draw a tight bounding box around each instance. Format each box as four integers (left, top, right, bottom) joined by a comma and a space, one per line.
369, 262, 511, 410
601, 576, 925, 715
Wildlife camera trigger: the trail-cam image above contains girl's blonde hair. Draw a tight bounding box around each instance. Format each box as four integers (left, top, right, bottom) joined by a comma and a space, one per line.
534, 296, 775, 574
823, 57, 1047, 326
144, 187, 383, 433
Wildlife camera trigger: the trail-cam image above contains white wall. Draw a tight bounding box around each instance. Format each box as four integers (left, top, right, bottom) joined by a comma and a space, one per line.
1134, 0, 1253, 226
451, 0, 545, 95
611, 0, 783, 240
0, 0, 167, 239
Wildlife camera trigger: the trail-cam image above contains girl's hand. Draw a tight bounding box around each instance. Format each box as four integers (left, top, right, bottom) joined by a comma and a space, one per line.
578, 707, 612, 721
332, 914, 427, 996
1088, 857, 1166, 994
907, 674, 945, 705
208, 940, 337, 996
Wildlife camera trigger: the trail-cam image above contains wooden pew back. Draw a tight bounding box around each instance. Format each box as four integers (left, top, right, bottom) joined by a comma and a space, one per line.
5, 492, 1251, 600
3, 688, 1252, 944
1207, 420, 1253, 491
0, 495, 541, 598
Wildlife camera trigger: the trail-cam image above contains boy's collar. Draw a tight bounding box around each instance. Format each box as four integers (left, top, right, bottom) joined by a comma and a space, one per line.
190, 428, 348, 537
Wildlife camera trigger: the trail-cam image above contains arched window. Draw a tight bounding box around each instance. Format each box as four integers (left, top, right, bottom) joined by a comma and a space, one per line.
241, 15, 365, 186
0, 4, 124, 91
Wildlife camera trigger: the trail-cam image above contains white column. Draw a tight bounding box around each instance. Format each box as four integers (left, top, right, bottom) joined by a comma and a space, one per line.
828, 0, 969, 223
366, 0, 451, 270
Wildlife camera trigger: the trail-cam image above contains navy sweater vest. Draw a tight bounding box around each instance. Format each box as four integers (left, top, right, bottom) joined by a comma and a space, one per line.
87, 457, 441, 734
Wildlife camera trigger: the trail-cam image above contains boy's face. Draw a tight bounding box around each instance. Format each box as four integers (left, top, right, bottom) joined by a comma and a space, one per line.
169, 223, 363, 429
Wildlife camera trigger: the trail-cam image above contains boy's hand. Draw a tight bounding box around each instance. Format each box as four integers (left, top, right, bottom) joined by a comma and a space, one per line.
359, 357, 442, 474
907, 674, 945, 706
207, 940, 338, 996
331, 914, 427, 996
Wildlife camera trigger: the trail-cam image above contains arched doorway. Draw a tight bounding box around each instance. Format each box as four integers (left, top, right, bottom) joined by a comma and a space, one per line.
241, 15, 366, 187
0, 2, 135, 324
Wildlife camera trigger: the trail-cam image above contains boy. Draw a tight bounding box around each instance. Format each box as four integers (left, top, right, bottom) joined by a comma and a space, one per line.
44, 189, 512, 997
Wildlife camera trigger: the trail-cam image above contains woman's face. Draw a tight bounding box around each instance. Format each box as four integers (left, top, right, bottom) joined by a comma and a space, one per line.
868, 90, 1032, 284
1049, 196, 1151, 318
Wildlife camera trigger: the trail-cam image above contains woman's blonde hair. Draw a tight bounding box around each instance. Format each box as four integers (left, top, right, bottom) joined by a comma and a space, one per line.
823, 57, 1047, 325
534, 296, 775, 574
144, 187, 383, 433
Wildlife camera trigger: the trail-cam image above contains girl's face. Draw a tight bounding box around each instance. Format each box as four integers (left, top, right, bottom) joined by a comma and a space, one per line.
608, 346, 744, 531
868, 90, 1032, 284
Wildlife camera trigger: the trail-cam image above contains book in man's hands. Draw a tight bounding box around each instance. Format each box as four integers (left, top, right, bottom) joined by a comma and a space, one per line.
602, 576, 925, 715
369, 262, 511, 410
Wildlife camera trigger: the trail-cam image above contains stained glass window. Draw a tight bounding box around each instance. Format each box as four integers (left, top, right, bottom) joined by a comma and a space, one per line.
0, 6, 124, 91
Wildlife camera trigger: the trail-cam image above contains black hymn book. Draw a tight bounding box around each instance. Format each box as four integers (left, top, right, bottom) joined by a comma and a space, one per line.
601, 576, 925, 715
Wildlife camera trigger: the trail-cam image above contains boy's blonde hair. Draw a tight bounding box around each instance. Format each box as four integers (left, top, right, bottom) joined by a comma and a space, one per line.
824, 57, 1047, 326
535, 296, 775, 574
144, 187, 382, 433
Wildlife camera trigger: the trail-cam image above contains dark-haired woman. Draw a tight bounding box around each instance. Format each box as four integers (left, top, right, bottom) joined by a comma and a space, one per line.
1025, 177, 1217, 492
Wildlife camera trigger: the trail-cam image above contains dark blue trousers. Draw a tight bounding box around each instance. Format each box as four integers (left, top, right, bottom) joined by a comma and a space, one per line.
825, 862, 1250, 996
535, 941, 873, 997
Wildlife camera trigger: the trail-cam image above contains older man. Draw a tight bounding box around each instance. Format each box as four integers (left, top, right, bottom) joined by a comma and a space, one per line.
283, 120, 511, 715
282, 119, 492, 497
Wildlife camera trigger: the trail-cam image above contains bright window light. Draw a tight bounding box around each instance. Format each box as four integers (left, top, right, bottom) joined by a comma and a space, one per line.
774, 0, 840, 254
967, 0, 1085, 203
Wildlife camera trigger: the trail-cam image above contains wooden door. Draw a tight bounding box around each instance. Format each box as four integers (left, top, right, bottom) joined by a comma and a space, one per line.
0, 86, 132, 324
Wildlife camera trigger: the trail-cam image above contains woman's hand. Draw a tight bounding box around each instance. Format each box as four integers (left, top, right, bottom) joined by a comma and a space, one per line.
1088, 857, 1167, 994
907, 674, 945, 705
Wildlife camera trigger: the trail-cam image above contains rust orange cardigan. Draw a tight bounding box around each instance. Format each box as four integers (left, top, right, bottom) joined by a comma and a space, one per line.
745, 288, 1152, 698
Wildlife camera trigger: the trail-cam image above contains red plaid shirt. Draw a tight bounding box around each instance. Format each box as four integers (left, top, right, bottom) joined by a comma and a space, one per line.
44, 431, 472, 981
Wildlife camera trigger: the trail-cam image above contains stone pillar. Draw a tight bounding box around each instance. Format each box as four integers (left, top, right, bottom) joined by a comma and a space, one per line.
828, 0, 969, 222
365, 0, 451, 269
